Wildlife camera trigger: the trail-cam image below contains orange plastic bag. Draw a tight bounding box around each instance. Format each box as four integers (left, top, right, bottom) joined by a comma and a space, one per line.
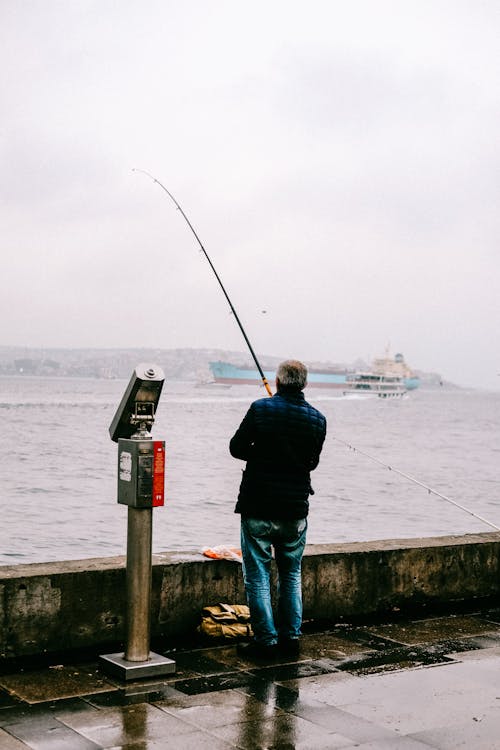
202, 545, 242, 562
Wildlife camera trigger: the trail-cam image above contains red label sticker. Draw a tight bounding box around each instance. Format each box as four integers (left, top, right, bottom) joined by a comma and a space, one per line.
152, 441, 165, 507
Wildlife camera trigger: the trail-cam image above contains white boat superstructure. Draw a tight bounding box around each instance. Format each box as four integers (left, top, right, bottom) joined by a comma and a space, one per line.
343, 372, 407, 398
371, 348, 420, 390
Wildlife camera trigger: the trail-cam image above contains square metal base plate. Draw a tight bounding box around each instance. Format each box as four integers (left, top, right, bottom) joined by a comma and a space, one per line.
99, 651, 176, 681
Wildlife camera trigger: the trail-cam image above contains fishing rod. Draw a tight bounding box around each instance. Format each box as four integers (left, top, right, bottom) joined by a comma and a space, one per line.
332, 436, 500, 532
133, 169, 273, 397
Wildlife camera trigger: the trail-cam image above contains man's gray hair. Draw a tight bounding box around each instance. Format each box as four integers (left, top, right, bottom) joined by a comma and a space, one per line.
276, 360, 308, 391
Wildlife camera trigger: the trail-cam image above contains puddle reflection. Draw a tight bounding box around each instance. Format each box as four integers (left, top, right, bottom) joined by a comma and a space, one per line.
120, 703, 149, 743
238, 681, 298, 749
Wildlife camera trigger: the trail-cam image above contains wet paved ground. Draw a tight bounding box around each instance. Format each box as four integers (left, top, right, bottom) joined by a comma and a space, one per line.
1, 607, 500, 748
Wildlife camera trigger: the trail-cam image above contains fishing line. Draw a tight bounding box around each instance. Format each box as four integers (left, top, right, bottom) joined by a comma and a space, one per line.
332, 436, 500, 531
133, 168, 273, 396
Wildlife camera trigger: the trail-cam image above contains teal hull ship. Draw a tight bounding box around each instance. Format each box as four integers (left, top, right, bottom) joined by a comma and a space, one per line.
209, 354, 420, 391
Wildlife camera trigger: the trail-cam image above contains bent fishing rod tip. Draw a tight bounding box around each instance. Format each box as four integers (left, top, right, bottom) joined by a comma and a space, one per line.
131, 167, 272, 396
132, 167, 157, 182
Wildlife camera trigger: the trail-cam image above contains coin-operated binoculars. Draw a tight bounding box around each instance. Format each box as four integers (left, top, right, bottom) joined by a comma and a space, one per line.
100, 364, 175, 680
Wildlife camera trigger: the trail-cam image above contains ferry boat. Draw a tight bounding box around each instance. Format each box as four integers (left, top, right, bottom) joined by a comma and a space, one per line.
208, 352, 419, 391
342, 372, 407, 398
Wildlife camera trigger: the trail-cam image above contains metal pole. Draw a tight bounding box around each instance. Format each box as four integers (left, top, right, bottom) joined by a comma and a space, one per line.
125, 507, 152, 662
100, 499, 175, 679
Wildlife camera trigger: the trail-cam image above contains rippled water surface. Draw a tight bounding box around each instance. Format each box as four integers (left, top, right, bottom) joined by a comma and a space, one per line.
0, 376, 499, 564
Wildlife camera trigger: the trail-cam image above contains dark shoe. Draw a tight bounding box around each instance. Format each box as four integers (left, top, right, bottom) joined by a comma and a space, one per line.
237, 640, 278, 660
278, 638, 300, 658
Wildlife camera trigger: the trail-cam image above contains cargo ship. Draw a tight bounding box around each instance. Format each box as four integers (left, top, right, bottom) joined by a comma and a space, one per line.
208, 352, 420, 391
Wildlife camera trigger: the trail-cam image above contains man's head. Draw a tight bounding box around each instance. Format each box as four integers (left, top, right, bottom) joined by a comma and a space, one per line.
276, 360, 308, 392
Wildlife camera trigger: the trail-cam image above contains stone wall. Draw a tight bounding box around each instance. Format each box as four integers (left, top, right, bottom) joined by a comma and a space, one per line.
1, 533, 499, 659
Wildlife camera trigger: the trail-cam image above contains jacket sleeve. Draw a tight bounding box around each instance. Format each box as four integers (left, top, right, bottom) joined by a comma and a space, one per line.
229, 406, 255, 461
309, 417, 327, 471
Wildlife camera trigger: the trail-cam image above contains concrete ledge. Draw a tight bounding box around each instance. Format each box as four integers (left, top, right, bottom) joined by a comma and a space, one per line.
1, 533, 499, 659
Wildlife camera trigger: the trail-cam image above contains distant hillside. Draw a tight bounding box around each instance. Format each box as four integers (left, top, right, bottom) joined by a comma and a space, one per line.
0, 346, 446, 386
0, 346, 286, 380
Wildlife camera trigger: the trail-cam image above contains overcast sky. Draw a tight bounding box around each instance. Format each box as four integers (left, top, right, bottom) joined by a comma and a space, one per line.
1, 1, 499, 389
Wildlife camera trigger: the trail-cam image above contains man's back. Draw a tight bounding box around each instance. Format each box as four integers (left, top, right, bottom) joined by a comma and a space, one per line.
230, 389, 326, 519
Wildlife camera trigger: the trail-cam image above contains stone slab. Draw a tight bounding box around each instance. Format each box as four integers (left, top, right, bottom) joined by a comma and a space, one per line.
0, 664, 115, 704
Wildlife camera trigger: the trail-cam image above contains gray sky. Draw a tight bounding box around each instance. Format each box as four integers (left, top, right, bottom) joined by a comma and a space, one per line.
1, 1, 499, 389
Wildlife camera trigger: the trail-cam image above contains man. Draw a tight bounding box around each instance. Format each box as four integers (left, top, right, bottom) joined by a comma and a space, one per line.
230, 359, 327, 659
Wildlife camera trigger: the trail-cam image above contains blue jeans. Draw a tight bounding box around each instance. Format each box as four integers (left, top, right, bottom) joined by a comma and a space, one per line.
240, 517, 308, 646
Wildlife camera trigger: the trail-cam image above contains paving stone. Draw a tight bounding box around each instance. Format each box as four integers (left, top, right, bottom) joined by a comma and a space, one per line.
410, 710, 500, 749
172, 671, 257, 695
278, 669, 362, 693
447, 644, 500, 661
0, 711, 100, 749
0, 699, 92, 728
367, 616, 500, 646
285, 698, 400, 744
351, 738, 436, 749
206, 642, 321, 671
294, 632, 376, 660
429, 654, 500, 690
333, 625, 401, 652
105, 731, 238, 749
336, 645, 455, 676
207, 711, 357, 749
298, 658, 500, 736
154, 687, 284, 729
0, 664, 116, 704
59, 702, 200, 746
246, 658, 339, 682
84, 682, 184, 708
237, 679, 303, 711
173, 649, 239, 675
0, 727, 30, 749
238, 673, 398, 744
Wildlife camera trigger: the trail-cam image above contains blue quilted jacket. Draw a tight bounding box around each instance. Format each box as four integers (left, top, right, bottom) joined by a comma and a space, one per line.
229, 389, 327, 519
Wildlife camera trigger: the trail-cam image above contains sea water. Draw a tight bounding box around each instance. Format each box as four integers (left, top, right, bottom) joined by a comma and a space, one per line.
0, 376, 499, 565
